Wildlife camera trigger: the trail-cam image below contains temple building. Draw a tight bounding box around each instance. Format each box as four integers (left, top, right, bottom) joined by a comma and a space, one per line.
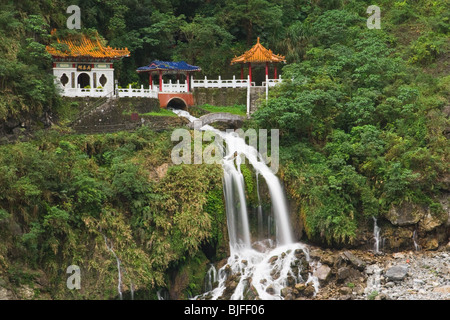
230, 37, 286, 85
46, 30, 130, 97
136, 60, 201, 92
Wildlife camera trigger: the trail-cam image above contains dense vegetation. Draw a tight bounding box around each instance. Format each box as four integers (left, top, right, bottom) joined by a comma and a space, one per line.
0, 127, 227, 298
253, 1, 449, 244
0, 0, 448, 298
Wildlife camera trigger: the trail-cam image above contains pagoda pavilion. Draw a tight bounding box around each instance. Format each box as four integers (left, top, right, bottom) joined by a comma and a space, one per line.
136, 60, 201, 92
46, 30, 130, 97
230, 37, 286, 85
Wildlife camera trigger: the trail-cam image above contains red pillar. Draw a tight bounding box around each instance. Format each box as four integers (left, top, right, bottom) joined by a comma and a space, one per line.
159, 70, 163, 92
240, 64, 244, 80
265, 62, 269, 78
274, 64, 278, 79
248, 62, 252, 86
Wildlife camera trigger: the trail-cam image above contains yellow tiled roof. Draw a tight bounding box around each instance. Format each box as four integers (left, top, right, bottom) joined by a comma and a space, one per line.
231, 37, 286, 64
46, 30, 130, 59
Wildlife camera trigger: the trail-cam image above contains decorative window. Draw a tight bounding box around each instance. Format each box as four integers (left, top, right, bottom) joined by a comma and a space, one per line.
99, 74, 107, 87
60, 73, 69, 87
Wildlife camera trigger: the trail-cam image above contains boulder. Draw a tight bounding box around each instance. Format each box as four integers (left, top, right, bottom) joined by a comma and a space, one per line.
337, 267, 352, 281
386, 203, 426, 226
342, 251, 366, 271
281, 286, 293, 298
419, 210, 448, 232
313, 265, 332, 285
339, 286, 353, 295
385, 264, 409, 281
303, 283, 315, 298
265, 284, 275, 295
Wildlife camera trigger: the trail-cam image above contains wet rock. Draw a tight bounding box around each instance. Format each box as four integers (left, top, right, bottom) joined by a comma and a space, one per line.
303, 283, 315, 298
268, 256, 278, 265
265, 284, 275, 295
281, 287, 293, 298
294, 283, 306, 292
385, 264, 409, 281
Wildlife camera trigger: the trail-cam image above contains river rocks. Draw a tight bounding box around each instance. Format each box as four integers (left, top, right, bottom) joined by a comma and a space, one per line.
0, 287, 13, 300
385, 265, 409, 281
362, 251, 450, 300
433, 285, 450, 294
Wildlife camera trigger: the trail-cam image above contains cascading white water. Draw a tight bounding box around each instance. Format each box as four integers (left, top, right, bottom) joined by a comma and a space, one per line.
205, 264, 218, 292
256, 173, 264, 239
172, 109, 316, 300
373, 216, 381, 254
413, 229, 421, 251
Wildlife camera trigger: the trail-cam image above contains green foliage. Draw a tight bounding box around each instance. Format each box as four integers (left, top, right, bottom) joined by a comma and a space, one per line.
254, 2, 449, 245
0, 128, 225, 298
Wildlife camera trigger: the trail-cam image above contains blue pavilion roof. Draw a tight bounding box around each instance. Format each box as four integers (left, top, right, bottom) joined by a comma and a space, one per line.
136, 60, 201, 73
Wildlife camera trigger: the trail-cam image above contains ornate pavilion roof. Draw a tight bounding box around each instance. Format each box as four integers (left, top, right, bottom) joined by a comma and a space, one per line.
46, 30, 130, 60
230, 37, 286, 65
136, 61, 202, 74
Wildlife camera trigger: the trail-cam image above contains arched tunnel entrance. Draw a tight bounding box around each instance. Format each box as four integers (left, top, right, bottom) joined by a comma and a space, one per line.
167, 97, 188, 110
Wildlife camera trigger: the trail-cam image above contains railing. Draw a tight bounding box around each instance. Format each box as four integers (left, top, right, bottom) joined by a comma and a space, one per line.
192, 76, 253, 88
262, 76, 284, 87
117, 85, 159, 98
159, 80, 188, 93
62, 87, 109, 98
58, 75, 284, 98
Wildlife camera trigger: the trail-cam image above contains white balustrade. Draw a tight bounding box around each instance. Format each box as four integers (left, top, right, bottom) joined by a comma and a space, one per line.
117, 85, 158, 98
262, 75, 284, 87
161, 79, 188, 93
58, 76, 283, 98
61, 86, 109, 98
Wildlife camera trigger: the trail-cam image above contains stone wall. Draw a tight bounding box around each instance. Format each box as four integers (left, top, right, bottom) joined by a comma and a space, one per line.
71, 97, 187, 134
193, 88, 247, 107
192, 87, 267, 114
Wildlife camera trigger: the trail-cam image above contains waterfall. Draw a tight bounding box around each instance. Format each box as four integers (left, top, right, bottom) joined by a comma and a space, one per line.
373, 217, 382, 254
104, 235, 123, 300
172, 109, 314, 300
205, 264, 218, 292
256, 173, 264, 239
413, 229, 421, 251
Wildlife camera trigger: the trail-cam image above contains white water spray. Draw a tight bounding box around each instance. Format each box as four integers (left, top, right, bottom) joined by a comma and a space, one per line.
373, 217, 382, 254
172, 109, 317, 300
413, 229, 421, 251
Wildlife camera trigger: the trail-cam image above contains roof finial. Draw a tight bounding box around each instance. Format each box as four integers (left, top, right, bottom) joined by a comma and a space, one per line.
257, 37, 260, 44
